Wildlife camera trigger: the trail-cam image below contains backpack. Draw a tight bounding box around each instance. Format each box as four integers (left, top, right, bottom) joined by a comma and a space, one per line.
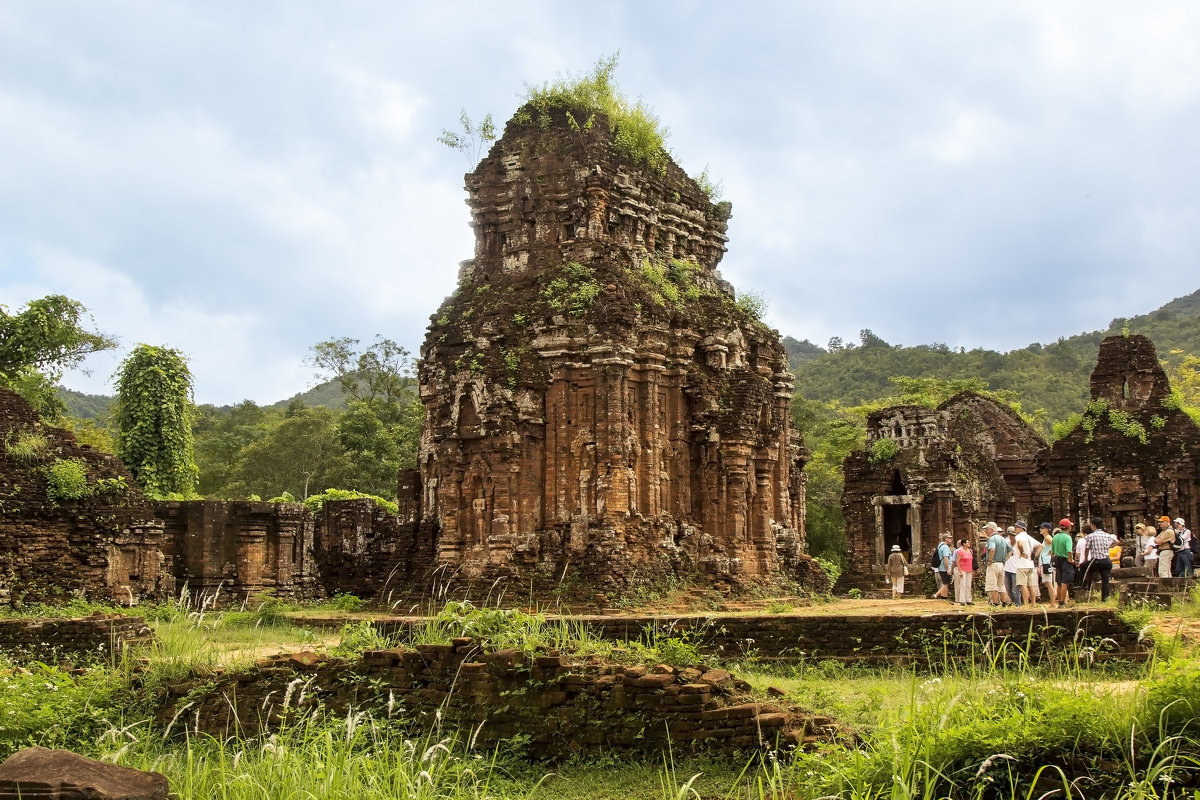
930, 546, 943, 570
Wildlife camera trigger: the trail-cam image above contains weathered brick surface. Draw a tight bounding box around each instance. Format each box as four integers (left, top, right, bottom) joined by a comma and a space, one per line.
0, 614, 154, 662
362, 608, 1145, 668
413, 103, 823, 594
311, 498, 436, 603
0, 389, 172, 608
170, 642, 846, 757
152, 500, 318, 604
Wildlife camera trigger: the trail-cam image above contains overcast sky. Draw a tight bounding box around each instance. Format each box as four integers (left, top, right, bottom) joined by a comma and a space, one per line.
3, 2, 1199, 405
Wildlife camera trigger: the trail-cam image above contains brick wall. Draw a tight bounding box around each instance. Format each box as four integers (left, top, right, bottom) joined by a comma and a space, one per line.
166, 641, 845, 757
0, 614, 154, 662
0, 388, 172, 608
369, 608, 1146, 668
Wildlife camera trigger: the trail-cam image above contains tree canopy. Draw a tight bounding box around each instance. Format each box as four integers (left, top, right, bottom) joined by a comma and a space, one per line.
0, 295, 116, 418
113, 344, 198, 498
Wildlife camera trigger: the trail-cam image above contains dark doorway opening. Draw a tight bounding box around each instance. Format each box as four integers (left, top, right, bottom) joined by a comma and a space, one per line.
883, 505, 912, 561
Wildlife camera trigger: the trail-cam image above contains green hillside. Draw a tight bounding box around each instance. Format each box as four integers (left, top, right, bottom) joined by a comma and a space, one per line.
790, 287, 1200, 433
58, 377, 350, 419
780, 336, 826, 368
269, 378, 348, 411
59, 388, 114, 419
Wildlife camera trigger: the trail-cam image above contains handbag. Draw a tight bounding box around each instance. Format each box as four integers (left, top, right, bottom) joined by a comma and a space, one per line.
903, 565, 909, 576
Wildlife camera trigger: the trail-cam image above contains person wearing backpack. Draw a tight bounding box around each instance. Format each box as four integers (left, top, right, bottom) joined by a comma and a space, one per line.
1173, 517, 1194, 577
982, 522, 1011, 606
930, 532, 954, 600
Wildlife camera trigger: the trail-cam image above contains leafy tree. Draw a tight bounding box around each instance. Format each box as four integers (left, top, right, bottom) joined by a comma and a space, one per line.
229, 406, 350, 500
0, 295, 116, 418
438, 108, 497, 165
112, 345, 197, 498
309, 336, 413, 419
193, 400, 281, 497
335, 402, 402, 498
308, 335, 422, 472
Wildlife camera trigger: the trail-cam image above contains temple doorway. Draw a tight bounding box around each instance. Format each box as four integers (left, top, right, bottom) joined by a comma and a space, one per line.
883, 504, 912, 560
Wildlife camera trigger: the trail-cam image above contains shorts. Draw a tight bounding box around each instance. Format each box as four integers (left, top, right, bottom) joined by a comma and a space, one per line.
984, 562, 1006, 592
1016, 567, 1037, 588
1052, 556, 1072, 582
939, 571, 952, 586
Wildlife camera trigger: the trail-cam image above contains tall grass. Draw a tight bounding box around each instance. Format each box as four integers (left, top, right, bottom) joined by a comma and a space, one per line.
108, 716, 535, 800
3, 595, 1199, 798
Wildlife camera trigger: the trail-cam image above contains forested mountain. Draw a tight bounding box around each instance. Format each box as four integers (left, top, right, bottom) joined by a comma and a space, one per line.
59, 388, 114, 419
60, 377, 350, 419
269, 378, 348, 411
787, 288, 1200, 432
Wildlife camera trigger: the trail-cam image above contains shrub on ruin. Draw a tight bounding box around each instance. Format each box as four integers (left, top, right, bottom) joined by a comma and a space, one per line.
736, 290, 767, 321
303, 488, 399, 516
43, 457, 90, 502
3, 428, 51, 463
519, 53, 671, 175
868, 438, 899, 463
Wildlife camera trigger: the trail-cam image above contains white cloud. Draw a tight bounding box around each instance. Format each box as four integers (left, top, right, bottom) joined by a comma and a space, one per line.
2, 0, 1199, 405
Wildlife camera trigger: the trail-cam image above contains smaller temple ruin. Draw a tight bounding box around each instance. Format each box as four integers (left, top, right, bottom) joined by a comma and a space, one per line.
0, 388, 172, 607
840, 334, 1200, 587
840, 393, 1047, 589
1045, 334, 1200, 538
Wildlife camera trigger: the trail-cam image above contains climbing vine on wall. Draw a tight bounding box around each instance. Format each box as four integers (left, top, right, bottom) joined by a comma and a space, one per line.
1079, 397, 1150, 445
113, 344, 198, 498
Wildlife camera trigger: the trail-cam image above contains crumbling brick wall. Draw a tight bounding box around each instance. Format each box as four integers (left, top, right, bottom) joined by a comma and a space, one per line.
0, 388, 172, 607
311, 498, 436, 606
152, 500, 318, 604
372, 608, 1145, 669
166, 643, 844, 757
0, 614, 154, 662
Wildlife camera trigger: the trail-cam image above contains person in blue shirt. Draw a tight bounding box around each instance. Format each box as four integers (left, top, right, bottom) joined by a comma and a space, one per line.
931, 532, 954, 600
980, 522, 1011, 606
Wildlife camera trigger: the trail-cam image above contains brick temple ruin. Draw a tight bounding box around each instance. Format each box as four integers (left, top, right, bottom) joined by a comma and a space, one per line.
412, 102, 820, 591
0, 387, 172, 607
841, 393, 1047, 582
1045, 333, 1200, 539
840, 334, 1200, 587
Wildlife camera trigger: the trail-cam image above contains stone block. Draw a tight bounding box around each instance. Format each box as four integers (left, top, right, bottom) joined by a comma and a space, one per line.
0, 747, 169, 799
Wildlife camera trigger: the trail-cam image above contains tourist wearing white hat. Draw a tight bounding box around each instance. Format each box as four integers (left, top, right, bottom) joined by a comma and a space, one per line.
982, 522, 1011, 606
885, 544, 908, 599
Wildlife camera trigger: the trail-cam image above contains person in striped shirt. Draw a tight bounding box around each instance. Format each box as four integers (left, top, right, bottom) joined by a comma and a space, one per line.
1083, 517, 1118, 602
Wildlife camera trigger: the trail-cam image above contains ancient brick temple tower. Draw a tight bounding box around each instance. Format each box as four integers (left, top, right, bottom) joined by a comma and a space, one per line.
416, 103, 818, 591
1045, 334, 1200, 536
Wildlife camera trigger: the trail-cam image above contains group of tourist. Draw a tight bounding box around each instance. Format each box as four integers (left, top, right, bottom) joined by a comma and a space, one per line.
882, 514, 1194, 605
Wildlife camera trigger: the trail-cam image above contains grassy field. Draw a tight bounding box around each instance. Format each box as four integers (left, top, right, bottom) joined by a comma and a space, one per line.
1, 593, 1198, 799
